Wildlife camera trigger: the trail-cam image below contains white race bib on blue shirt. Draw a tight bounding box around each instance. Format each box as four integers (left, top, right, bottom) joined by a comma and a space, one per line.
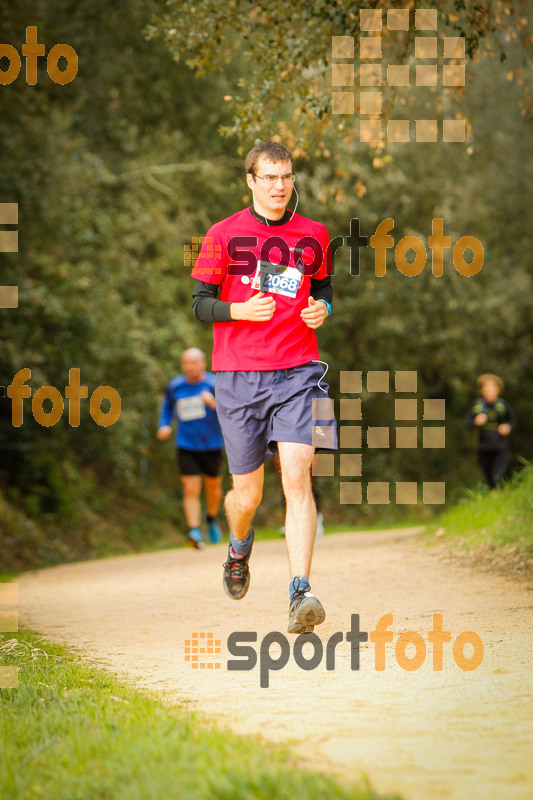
176, 396, 206, 421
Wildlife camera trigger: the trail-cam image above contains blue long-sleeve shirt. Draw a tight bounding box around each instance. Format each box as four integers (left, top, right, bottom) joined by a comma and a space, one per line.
159, 373, 224, 451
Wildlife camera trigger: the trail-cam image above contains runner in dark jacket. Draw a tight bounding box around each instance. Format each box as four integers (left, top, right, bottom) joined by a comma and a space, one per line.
467, 373, 516, 488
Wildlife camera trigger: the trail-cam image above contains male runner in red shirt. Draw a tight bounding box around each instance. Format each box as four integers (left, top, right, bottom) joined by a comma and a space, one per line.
192, 141, 335, 633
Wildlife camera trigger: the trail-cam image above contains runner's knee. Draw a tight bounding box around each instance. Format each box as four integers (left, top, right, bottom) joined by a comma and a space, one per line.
181, 476, 201, 497
281, 464, 312, 498
230, 484, 262, 514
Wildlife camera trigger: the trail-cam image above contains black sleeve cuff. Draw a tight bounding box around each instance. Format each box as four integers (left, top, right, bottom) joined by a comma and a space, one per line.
310, 275, 333, 306
192, 280, 232, 322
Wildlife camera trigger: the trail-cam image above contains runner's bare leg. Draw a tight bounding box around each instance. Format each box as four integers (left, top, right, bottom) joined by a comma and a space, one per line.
204, 475, 223, 517
180, 475, 202, 528
277, 442, 316, 577
224, 465, 264, 539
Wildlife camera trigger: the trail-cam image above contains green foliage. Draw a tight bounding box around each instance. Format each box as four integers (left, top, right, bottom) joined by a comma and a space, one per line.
0, 629, 400, 800
0, 475, 191, 573
428, 461, 533, 559
148, 0, 532, 507
0, 0, 241, 503
1, 0, 531, 567
148, 0, 532, 144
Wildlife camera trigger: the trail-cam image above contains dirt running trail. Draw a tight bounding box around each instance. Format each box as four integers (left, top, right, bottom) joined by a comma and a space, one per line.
18, 529, 533, 800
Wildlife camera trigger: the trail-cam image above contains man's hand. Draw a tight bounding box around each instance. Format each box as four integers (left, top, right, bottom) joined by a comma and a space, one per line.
201, 390, 216, 409
156, 426, 173, 440
230, 292, 276, 322
474, 413, 488, 426
498, 422, 511, 436
301, 296, 328, 329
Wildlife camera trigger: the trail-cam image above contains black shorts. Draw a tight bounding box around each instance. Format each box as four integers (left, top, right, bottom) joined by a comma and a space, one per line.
177, 448, 223, 478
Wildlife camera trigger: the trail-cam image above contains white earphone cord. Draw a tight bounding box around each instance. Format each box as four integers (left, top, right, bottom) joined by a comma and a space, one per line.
252, 186, 299, 225
312, 359, 330, 394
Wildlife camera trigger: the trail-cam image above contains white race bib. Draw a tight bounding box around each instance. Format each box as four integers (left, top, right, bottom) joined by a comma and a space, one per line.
251, 261, 303, 299
176, 395, 206, 422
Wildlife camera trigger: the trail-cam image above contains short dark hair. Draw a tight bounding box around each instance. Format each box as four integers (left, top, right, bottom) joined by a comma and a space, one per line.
245, 141, 293, 176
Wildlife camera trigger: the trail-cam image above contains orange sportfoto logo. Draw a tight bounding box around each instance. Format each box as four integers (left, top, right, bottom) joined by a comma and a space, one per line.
186, 614, 484, 688
0, 27, 78, 86
7, 368, 121, 427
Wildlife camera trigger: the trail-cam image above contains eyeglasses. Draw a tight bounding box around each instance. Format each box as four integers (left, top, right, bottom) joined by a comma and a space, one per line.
252, 172, 295, 185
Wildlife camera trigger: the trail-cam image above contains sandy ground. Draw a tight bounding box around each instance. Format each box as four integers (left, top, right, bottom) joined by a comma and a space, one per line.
17, 528, 533, 800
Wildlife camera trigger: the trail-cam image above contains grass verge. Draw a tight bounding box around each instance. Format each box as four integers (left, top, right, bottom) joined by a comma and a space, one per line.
254, 519, 423, 542
1, 629, 400, 800
426, 462, 533, 569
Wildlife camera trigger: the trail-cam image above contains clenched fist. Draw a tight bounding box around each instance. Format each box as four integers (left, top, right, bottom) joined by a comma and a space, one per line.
231, 292, 276, 322
301, 296, 328, 329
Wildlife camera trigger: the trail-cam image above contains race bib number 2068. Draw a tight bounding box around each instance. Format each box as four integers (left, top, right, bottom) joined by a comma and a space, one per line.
252, 261, 303, 299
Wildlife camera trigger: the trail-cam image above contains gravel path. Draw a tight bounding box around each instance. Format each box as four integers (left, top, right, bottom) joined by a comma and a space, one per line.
18, 528, 533, 800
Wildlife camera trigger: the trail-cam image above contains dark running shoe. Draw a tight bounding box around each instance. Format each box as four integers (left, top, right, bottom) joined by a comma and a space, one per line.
222, 530, 254, 600
288, 586, 326, 634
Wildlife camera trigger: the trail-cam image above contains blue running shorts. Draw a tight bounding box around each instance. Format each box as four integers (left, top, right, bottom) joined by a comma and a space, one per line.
215, 361, 338, 475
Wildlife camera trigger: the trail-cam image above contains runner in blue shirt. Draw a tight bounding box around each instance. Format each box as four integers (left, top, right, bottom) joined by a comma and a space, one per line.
157, 348, 224, 548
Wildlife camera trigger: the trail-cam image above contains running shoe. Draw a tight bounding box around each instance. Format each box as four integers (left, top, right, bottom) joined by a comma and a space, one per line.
206, 515, 222, 544
187, 527, 205, 550
287, 585, 326, 634
222, 530, 254, 600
